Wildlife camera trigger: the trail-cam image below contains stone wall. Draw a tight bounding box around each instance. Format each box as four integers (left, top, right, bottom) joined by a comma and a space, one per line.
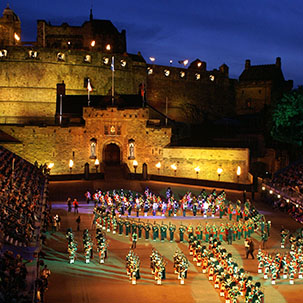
0, 107, 171, 175
154, 147, 249, 183
235, 81, 272, 115
0, 47, 147, 122
0, 107, 249, 183
146, 64, 235, 122
36, 20, 126, 53
0, 47, 237, 124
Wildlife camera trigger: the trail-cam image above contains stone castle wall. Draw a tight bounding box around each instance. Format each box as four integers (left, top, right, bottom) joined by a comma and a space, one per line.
0, 47, 234, 123
157, 147, 249, 183
0, 107, 171, 175
235, 81, 272, 115
146, 64, 234, 122
0, 107, 249, 182
0, 47, 147, 122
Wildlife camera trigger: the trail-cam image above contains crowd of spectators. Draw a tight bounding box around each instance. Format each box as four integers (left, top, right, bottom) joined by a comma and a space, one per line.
0, 145, 49, 302
0, 248, 30, 302
268, 161, 303, 200
0, 146, 47, 246
264, 160, 303, 223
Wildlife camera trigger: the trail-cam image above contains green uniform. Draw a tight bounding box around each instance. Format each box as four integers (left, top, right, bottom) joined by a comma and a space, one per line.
125, 221, 130, 236
144, 224, 151, 240
169, 225, 176, 242
118, 220, 124, 235
152, 225, 159, 241
179, 226, 186, 242
160, 225, 168, 241
138, 223, 143, 239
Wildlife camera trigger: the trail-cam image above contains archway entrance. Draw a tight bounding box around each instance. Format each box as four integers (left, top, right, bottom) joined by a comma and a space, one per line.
103, 143, 121, 165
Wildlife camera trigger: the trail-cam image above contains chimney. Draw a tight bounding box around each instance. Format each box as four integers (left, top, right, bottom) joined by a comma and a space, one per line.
245, 59, 251, 70
276, 57, 281, 68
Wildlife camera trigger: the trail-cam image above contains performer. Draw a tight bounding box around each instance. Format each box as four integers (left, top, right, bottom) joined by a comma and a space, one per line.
152, 222, 160, 241
160, 223, 168, 242
131, 231, 138, 249
227, 203, 233, 221
137, 222, 144, 239
179, 225, 186, 243
144, 222, 151, 240
219, 223, 225, 242
169, 223, 176, 242
219, 202, 225, 219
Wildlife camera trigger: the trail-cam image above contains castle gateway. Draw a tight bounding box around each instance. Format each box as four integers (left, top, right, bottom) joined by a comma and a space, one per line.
0, 106, 249, 183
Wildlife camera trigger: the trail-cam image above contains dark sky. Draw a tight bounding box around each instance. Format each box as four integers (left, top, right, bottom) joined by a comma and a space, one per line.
5, 0, 303, 86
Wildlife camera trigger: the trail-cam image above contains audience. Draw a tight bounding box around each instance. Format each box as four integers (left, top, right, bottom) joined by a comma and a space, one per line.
0, 146, 49, 302
264, 161, 303, 223
0, 146, 46, 246
0, 250, 30, 302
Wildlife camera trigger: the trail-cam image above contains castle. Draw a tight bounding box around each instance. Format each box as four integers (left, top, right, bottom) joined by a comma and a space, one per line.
0, 5, 292, 181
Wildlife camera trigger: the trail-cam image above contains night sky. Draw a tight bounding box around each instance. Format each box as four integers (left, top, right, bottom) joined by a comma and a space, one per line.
4, 0, 303, 86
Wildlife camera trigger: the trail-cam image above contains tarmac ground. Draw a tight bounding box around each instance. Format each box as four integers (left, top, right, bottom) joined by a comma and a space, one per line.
44, 179, 303, 303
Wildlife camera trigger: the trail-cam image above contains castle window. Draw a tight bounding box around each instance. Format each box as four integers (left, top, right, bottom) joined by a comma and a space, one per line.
117, 126, 121, 135
0, 50, 8, 57
209, 75, 215, 81
106, 44, 111, 51
180, 71, 186, 78
147, 67, 153, 75
103, 57, 109, 64
195, 73, 201, 80
29, 51, 38, 59
57, 52, 65, 61
104, 125, 108, 135
120, 60, 127, 67
164, 69, 170, 77
84, 55, 91, 63
14, 33, 20, 42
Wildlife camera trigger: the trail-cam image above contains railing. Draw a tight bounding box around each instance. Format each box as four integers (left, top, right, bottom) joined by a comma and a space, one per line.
261, 182, 303, 210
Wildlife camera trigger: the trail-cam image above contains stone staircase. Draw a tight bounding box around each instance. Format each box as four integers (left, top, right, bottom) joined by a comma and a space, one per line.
103, 164, 126, 180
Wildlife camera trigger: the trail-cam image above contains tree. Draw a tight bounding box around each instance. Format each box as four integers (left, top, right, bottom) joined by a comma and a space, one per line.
271, 87, 303, 147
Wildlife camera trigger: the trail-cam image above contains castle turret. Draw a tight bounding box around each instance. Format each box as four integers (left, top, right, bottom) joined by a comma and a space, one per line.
0, 4, 21, 46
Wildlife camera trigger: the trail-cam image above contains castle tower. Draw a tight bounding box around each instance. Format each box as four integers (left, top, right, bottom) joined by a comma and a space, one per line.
0, 4, 21, 46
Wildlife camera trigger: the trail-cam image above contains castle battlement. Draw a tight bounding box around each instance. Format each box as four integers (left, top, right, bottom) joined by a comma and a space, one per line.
0, 46, 231, 83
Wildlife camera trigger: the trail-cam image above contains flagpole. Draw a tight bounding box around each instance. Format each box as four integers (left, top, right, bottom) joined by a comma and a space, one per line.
165, 96, 168, 126
59, 94, 62, 124
111, 56, 114, 106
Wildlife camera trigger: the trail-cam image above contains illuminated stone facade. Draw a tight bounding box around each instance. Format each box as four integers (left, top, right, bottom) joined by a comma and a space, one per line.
0, 106, 249, 182
0, 6, 292, 125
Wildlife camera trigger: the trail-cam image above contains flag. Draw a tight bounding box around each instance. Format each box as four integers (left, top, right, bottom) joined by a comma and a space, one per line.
111, 56, 115, 72
87, 78, 92, 92
139, 83, 145, 98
